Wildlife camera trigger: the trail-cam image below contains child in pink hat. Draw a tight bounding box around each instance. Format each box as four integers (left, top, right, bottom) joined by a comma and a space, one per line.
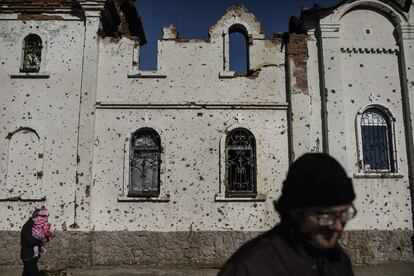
32, 206, 55, 257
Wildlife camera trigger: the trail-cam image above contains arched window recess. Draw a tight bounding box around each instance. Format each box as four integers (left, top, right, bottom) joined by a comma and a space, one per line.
225, 128, 257, 197
21, 34, 43, 73
129, 128, 161, 197
226, 24, 250, 74
357, 106, 396, 173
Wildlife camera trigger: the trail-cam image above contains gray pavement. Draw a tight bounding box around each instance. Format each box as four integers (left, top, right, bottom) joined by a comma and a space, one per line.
1, 262, 413, 276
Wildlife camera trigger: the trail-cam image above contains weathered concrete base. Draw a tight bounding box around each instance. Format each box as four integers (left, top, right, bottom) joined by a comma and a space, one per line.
1, 230, 412, 268
341, 230, 414, 265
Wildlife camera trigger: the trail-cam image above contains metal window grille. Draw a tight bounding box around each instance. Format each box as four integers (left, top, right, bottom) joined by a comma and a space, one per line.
129, 128, 160, 197
226, 128, 257, 196
360, 109, 394, 172
22, 34, 42, 73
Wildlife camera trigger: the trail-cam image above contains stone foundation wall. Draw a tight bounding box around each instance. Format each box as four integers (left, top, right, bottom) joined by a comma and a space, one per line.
341, 230, 414, 265
0, 230, 412, 268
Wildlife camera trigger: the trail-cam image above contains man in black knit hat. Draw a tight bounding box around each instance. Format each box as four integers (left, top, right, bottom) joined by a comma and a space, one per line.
219, 153, 356, 276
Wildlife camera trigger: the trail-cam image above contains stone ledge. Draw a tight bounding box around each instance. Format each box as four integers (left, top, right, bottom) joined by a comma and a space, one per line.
10, 73, 50, 79
0, 230, 412, 268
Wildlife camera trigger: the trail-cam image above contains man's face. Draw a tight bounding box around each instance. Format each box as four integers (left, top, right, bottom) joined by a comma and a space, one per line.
298, 204, 352, 250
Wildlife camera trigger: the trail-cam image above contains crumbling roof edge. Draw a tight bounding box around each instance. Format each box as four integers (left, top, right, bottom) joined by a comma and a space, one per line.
120, 0, 146, 45
300, 0, 412, 18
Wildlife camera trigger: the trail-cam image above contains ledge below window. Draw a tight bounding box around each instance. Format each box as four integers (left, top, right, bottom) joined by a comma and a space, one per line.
218, 71, 253, 79
10, 73, 50, 79
127, 71, 167, 79
118, 194, 170, 202
218, 71, 236, 79
0, 195, 46, 202
353, 173, 404, 179
214, 193, 267, 202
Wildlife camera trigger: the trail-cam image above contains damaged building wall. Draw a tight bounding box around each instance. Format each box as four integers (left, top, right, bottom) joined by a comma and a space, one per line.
0, 0, 414, 269
294, 0, 414, 231
339, 7, 411, 230
93, 5, 288, 232
0, 17, 85, 230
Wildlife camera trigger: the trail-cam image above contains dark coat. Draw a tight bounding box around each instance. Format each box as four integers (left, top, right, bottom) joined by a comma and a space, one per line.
20, 218, 43, 261
218, 224, 354, 276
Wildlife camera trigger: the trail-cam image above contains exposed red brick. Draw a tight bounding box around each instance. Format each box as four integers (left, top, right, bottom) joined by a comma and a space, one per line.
0, 0, 80, 14
17, 14, 63, 20
288, 33, 309, 93
0, 0, 146, 44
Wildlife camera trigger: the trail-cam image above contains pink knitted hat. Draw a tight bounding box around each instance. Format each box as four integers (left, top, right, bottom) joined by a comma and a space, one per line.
38, 206, 49, 216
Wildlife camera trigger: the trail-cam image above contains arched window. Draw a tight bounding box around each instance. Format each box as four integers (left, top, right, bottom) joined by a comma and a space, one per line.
229, 25, 249, 73
4, 128, 43, 200
129, 128, 161, 197
21, 34, 42, 73
226, 128, 256, 196
360, 108, 395, 172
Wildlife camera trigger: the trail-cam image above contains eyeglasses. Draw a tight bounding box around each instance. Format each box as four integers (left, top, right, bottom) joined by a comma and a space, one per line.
305, 204, 357, 226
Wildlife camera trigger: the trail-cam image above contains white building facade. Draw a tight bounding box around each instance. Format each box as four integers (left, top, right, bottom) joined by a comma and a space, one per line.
0, 0, 413, 267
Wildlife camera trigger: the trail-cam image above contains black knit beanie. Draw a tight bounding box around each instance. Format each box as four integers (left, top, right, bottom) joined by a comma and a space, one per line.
275, 153, 355, 211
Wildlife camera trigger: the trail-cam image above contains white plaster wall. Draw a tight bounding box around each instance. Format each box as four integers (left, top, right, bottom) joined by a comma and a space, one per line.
338, 8, 412, 230
340, 8, 398, 49
297, 3, 413, 230
290, 33, 324, 159
92, 7, 288, 231
97, 37, 285, 104
0, 18, 85, 230
91, 109, 288, 231
306, 36, 324, 154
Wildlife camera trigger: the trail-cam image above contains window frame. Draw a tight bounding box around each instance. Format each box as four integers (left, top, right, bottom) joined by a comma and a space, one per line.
20, 34, 43, 73
219, 23, 253, 78
355, 105, 398, 174
215, 124, 265, 202
225, 127, 257, 197
228, 24, 250, 74
129, 128, 161, 197
119, 127, 169, 202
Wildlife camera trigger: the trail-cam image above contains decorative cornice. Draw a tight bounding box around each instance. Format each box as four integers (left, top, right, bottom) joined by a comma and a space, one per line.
319, 23, 340, 39
400, 24, 414, 40
95, 102, 289, 110
78, 0, 106, 11
340, 47, 399, 54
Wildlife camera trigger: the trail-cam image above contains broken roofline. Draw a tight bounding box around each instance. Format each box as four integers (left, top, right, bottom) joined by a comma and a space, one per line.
300, 0, 412, 17
0, 0, 147, 45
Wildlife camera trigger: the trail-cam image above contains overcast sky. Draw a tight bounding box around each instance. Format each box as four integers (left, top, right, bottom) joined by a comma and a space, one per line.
135, 0, 340, 69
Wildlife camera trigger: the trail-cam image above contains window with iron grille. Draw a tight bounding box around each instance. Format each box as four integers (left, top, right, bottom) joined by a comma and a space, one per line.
129, 128, 161, 197
21, 34, 42, 73
360, 108, 395, 172
225, 128, 257, 196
